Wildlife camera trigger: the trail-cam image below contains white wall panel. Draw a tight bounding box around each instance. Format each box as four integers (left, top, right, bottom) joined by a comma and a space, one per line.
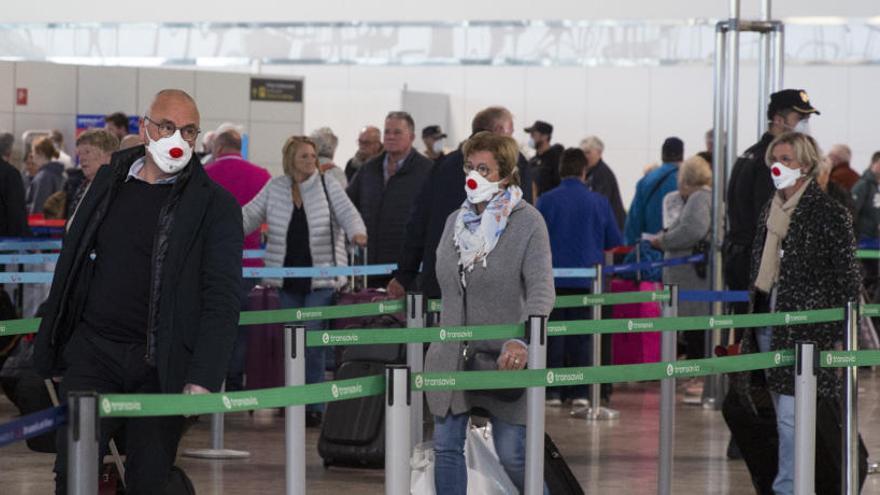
14, 62, 77, 115
195, 71, 250, 123
137, 68, 196, 115
0, 62, 16, 114
649, 65, 714, 159
523, 66, 588, 153
77, 66, 137, 115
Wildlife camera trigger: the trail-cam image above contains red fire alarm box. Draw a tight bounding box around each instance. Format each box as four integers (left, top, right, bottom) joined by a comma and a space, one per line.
16, 88, 27, 106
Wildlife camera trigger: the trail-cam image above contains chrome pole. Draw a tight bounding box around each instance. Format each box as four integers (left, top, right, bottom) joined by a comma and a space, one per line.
284, 325, 306, 495
657, 285, 678, 495
586, 264, 620, 420
406, 292, 425, 448
843, 302, 860, 494
67, 392, 99, 495
757, 0, 772, 137
385, 365, 412, 495
524, 315, 547, 495
793, 341, 817, 495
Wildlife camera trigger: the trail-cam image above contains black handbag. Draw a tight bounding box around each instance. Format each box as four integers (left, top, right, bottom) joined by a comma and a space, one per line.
692, 239, 710, 279
462, 345, 525, 402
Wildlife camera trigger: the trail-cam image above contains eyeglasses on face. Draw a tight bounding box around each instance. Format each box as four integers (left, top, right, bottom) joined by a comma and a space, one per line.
144, 116, 201, 141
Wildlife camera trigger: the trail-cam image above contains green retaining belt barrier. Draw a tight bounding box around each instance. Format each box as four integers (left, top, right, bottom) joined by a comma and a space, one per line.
307, 323, 523, 347
820, 350, 880, 368
92, 349, 880, 418
238, 299, 404, 326
0, 318, 40, 336
0, 304, 869, 339
412, 351, 795, 392
100, 375, 386, 418
547, 308, 844, 336
427, 291, 670, 313
857, 250, 880, 260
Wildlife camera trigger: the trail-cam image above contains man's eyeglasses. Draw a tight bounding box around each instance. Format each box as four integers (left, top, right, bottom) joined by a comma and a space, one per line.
144, 116, 201, 141
463, 163, 492, 177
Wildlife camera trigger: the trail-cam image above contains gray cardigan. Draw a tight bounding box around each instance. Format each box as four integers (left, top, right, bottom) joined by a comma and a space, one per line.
657, 188, 711, 316
242, 171, 366, 289
425, 201, 555, 425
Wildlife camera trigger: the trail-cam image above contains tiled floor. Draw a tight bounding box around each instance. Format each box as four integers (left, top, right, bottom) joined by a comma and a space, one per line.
1, 373, 878, 494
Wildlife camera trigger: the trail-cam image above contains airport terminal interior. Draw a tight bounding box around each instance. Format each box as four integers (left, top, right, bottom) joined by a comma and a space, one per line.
2, 1, 880, 494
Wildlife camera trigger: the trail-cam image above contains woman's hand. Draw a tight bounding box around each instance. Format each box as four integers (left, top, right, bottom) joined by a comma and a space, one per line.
497, 340, 528, 371
352, 234, 367, 247
650, 236, 662, 249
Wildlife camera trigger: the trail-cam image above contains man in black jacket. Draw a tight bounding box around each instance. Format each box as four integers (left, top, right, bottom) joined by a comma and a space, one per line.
580, 135, 627, 231
387, 106, 533, 299
725, 89, 819, 302
525, 120, 564, 199
0, 132, 28, 237
34, 89, 243, 494
347, 111, 434, 287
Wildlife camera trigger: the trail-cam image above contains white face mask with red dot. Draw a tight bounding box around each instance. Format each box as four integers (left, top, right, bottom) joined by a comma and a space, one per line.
770, 162, 802, 190
145, 129, 193, 174
464, 170, 502, 204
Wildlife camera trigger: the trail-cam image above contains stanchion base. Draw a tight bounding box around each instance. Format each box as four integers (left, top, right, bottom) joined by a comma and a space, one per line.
868, 461, 879, 475
582, 407, 620, 421
701, 397, 717, 410
181, 448, 251, 460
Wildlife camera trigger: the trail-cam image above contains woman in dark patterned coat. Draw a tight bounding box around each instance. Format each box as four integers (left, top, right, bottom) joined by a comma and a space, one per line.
744, 132, 860, 494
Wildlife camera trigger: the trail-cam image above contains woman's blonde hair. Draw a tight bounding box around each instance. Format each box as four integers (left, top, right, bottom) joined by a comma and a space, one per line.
461, 131, 520, 187
765, 132, 823, 178
281, 136, 317, 177
678, 155, 712, 190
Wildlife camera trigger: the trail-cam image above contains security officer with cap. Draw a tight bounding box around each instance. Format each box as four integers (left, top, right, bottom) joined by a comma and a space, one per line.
525, 120, 564, 198
725, 89, 820, 305
422, 125, 447, 162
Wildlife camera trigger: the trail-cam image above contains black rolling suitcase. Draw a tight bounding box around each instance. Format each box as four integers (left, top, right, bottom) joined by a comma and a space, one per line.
544, 433, 584, 495
815, 398, 869, 494
317, 315, 404, 468
722, 387, 778, 495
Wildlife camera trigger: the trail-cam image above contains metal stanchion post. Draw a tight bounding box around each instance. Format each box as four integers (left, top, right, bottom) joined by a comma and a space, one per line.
658, 285, 678, 495
284, 325, 306, 495
843, 301, 859, 494
525, 315, 547, 495
794, 341, 817, 495
182, 381, 250, 459
586, 264, 620, 420
406, 292, 425, 448
385, 365, 411, 495
67, 391, 99, 495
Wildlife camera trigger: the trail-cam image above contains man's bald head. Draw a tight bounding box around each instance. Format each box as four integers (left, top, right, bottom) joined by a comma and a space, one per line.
149, 89, 200, 120
141, 89, 201, 148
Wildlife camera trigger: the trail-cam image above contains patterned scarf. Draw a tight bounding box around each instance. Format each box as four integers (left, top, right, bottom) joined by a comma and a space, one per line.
755, 179, 810, 293
453, 186, 523, 287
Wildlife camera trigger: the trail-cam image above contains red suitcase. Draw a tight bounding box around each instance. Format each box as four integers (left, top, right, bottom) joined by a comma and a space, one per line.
244, 285, 285, 390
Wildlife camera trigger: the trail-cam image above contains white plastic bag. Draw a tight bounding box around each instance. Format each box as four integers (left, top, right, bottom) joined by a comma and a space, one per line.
411, 442, 436, 495
465, 424, 518, 495
410, 423, 517, 495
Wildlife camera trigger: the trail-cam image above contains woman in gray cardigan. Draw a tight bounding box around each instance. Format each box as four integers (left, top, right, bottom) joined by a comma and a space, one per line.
426, 132, 554, 495
242, 136, 366, 426
652, 155, 712, 358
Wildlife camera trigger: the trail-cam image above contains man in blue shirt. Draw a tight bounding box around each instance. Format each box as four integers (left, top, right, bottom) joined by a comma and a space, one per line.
623, 137, 684, 245
537, 148, 622, 407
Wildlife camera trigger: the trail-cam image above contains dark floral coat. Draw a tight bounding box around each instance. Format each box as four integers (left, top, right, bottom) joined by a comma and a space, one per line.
741, 180, 860, 397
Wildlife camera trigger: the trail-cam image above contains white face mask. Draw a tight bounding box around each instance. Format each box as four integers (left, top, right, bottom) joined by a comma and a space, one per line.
464, 170, 501, 204
527, 137, 536, 149
770, 162, 802, 190
432, 140, 444, 154
146, 129, 193, 174
793, 119, 810, 135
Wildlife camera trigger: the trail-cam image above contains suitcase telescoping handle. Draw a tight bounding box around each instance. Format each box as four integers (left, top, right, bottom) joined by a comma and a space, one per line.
347, 245, 369, 291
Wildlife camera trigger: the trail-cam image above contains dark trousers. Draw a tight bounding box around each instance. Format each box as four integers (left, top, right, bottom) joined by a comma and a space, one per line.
54, 330, 184, 495
547, 288, 593, 400
226, 278, 257, 391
